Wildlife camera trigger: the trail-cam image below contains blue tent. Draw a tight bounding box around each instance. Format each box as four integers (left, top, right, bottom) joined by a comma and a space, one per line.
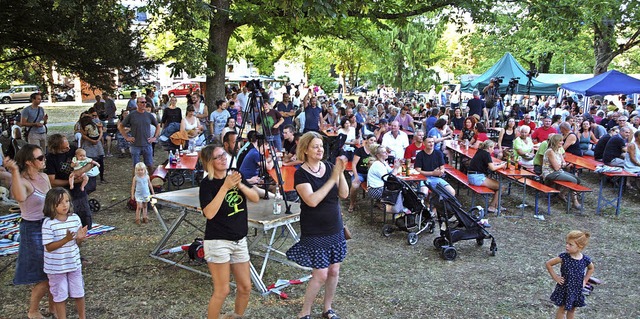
460, 52, 558, 95
560, 70, 640, 96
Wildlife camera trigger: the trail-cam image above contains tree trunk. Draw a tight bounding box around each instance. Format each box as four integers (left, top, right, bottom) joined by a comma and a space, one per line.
205, 0, 235, 111
537, 52, 553, 73
593, 21, 615, 75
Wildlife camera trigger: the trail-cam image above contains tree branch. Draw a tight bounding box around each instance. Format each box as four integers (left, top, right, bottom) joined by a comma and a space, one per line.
351, 1, 460, 19
0, 52, 41, 64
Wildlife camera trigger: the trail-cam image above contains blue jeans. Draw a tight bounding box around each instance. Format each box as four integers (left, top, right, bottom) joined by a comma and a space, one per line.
267, 134, 283, 151
130, 144, 154, 168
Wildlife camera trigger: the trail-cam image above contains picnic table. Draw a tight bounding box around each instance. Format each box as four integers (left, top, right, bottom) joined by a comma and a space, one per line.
151, 187, 304, 294
563, 153, 636, 215
164, 151, 199, 190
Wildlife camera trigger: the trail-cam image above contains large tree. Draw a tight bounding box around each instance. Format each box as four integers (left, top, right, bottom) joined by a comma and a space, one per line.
147, 0, 487, 107
0, 0, 155, 92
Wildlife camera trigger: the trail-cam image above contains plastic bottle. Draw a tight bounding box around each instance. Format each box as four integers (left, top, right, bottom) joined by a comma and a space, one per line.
273, 186, 283, 215
169, 150, 175, 165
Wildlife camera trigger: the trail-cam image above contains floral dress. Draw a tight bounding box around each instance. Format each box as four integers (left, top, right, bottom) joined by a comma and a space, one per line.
550, 252, 592, 310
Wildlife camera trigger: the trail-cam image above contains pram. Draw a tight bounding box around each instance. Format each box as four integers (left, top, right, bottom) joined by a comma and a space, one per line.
379, 174, 434, 245
427, 183, 497, 260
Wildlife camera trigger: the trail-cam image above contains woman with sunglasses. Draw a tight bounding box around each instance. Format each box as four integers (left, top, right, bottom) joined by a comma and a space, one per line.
198, 144, 259, 319
5, 145, 55, 319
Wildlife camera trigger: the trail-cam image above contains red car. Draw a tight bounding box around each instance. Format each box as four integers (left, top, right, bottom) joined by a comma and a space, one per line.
167, 83, 200, 97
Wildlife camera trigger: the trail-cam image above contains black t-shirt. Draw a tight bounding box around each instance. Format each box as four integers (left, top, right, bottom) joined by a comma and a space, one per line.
452, 117, 464, 131
501, 129, 516, 148
468, 149, 492, 175
564, 132, 583, 156
603, 135, 626, 163
45, 146, 87, 200
593, 134, 611, 160
467, 98, 484, 117
283, 138, 297, 155
161, 107, 182, 126
353, 146, 371, 175
415, 149, 445, 172
294, 161, 342, 236
199, 177, 251, 241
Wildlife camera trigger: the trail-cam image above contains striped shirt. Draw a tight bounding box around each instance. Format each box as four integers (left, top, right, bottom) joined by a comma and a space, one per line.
42, 214, 82, 274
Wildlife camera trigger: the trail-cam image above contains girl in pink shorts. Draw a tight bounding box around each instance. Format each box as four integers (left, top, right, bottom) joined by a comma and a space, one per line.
42, 188, 88, 319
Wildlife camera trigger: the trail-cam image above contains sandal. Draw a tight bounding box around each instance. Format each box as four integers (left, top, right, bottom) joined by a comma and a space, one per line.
322, 309, 341, 319
348, 205, 355, 213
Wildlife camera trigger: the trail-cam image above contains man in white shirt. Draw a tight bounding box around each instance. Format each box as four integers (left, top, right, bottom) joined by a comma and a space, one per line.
237, 86, 250, 112
381, 120, 409, 161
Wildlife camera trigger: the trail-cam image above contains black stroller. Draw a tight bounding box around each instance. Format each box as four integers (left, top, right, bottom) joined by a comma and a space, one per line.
380, 174, 434, 245
428, 183, 497, 260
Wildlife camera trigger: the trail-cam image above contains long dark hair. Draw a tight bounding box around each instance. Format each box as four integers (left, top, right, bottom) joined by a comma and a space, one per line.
15, 144, 42, 172
43, 187, 73, 219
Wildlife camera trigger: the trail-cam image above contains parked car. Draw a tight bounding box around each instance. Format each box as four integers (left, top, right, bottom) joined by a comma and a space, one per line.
0, 85, 41, 104
167, 83, 199, 97
116, 86, 143, 99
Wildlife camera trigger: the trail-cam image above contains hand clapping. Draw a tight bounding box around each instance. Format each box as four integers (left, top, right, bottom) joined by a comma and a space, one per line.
223, 170, 242, 189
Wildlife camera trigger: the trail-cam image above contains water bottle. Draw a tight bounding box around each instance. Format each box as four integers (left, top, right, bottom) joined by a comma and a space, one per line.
189, 139, 195, 152
273, 187, 282, 215
169, 151, 175, 165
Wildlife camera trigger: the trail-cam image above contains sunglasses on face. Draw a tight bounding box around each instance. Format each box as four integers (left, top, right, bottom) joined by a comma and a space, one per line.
35, 155, 45, 161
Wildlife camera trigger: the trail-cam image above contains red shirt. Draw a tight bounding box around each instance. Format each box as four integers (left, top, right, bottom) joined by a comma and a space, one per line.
532, 126, 557, 142
404, 143, 425, 160
518, 120, 536, 131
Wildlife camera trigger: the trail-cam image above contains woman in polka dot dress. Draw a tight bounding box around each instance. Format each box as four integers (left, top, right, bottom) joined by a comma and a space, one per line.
286, 132, 349, 319
545, 230, 595, 319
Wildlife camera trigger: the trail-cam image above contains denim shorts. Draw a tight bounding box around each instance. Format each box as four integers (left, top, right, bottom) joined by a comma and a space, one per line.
352, 173, 367, 183
468, 173, 486, 186
420, 177, 451, 189
204, 237, 249, 264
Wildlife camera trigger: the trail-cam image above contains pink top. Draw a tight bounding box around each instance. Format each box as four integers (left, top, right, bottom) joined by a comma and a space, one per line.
18, 178, 48, 221
395, 113, 414, 130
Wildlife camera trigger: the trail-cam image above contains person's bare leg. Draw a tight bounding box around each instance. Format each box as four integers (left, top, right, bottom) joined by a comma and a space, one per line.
230, 262, 251, 316
54, 300, 67, 319
75, 297, 85, 319
555, 306, 566, 319
28, 281, 49, 319
69, 175, 75, 190
322, 263, 341, 313
80, 174, 88, 192
207, 262, 231, 319
298, 268, 328, 318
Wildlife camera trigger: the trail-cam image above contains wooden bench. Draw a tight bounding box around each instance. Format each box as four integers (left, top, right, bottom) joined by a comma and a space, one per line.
508, 177, 560, 216
359, 182, 386, 223
150, 165, 168, 191
552, 180, 592, 214
443, 164, 495, 212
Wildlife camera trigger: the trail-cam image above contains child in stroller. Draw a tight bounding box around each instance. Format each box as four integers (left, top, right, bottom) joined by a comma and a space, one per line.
380, 174, 434, 245
428, 183, 497, 260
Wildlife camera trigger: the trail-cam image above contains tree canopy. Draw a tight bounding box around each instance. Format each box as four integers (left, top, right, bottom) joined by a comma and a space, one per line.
0, 0, 155, 91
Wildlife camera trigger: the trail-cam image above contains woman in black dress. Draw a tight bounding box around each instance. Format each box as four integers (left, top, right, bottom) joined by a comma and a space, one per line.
287, 132, 349, 319
198, 144, 259, 319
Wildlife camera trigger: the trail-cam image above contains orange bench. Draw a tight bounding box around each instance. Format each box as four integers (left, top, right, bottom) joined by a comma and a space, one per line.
552, 180, 592, 214
508, 177, 560, 216
443, 164, 495, 212
150, 165, 168, 191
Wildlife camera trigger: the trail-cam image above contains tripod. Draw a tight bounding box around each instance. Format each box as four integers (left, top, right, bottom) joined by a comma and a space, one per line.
233, 82, 292, 214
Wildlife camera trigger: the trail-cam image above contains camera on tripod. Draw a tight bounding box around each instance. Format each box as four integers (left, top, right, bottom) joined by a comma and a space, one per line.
492, 76, 504, 86
246, 79, 263, 93
526, 69, 538, 79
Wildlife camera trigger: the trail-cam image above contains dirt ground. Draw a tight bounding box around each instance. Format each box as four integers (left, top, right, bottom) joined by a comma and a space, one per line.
1, 132, 640, 319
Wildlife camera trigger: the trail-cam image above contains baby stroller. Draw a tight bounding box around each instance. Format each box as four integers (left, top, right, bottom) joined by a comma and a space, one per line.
380, 174, 434, 245
427, 183, 497, 260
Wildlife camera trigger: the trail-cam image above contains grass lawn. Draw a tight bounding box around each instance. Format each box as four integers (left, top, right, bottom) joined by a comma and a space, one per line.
1, 106, 639, 318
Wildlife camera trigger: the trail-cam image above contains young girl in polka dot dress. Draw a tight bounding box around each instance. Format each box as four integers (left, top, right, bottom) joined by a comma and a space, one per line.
545, 230, 595, 319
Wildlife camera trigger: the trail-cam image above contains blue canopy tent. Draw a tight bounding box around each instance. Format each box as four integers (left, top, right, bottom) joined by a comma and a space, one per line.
460, 52, 558, 95
560, 70, 640, 96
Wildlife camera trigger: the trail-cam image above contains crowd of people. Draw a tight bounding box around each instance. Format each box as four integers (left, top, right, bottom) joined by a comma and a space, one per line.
4, 81, 637, 318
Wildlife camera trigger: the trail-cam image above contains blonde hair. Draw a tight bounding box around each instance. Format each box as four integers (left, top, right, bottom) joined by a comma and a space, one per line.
134, 162, 148, 176
479, 139, 495, 151
566, 230, 590, 250
547, 134, 563, 151
297, 132, 324, 163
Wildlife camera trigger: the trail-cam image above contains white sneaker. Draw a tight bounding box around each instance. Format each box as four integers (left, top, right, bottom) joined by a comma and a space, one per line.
534, 214, 545, 221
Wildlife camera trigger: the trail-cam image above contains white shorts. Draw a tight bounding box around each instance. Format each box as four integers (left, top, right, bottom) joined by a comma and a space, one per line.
204, 237, 249, 264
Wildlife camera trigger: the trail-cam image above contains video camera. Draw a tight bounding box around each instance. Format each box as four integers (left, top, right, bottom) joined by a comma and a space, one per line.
246, 79, 263, 93
526, 69, 538, 79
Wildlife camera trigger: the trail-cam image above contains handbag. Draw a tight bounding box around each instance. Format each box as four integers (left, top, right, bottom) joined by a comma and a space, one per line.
343, 226, 352, 240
